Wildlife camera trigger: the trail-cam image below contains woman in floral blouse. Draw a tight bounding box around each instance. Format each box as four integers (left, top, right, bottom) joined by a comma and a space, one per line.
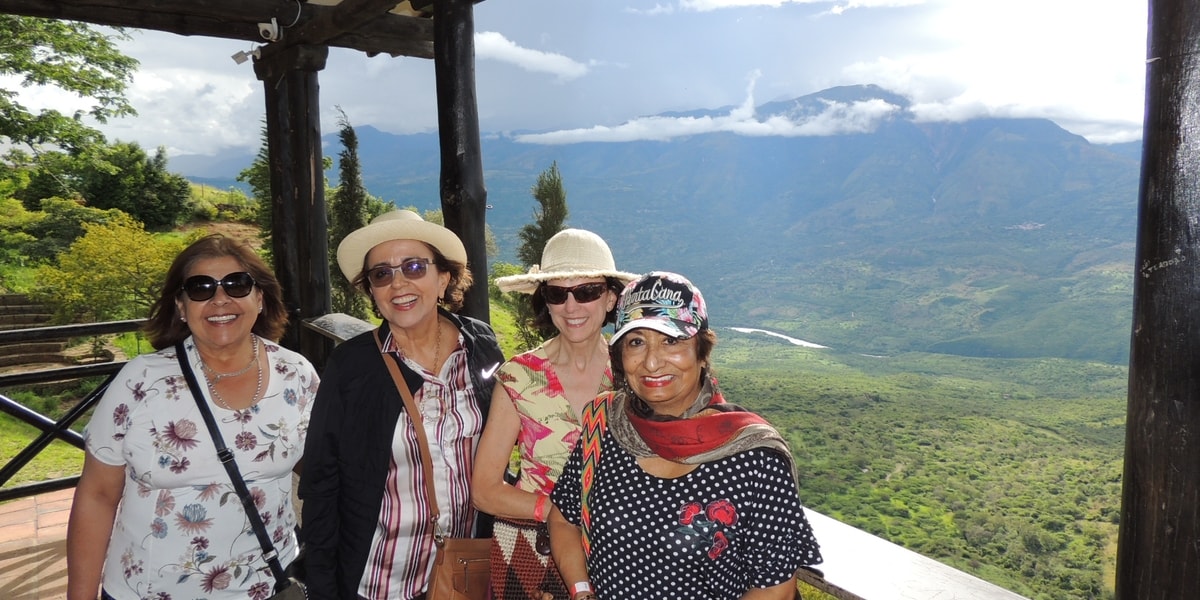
548, 272, 822, 600
66, 234, 320, 600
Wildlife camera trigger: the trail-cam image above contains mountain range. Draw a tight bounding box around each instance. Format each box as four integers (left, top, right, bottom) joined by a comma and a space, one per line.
175, 84, 1142, 364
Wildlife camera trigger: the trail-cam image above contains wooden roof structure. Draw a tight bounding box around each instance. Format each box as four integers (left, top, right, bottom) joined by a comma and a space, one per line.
0, 0, 491, 368
7, 1, 1200, 598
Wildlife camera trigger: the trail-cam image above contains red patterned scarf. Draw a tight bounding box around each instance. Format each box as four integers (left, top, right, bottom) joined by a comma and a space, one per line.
609, 375, 792, 465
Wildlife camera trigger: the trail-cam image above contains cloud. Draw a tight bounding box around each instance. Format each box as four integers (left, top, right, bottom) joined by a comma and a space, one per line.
513, 73, 900, 144
475, 31, 589, 80
673, 0, 922, 12
834, 0, 1145, 143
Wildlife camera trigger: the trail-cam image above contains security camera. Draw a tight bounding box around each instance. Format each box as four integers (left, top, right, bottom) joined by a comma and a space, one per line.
258, 18, 280, 42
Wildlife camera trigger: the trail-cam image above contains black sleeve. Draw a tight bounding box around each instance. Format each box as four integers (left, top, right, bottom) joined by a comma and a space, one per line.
298, 348, 346, 599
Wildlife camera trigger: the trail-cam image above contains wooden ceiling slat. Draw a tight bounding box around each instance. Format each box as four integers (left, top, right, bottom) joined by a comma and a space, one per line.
0, 0, 434, 58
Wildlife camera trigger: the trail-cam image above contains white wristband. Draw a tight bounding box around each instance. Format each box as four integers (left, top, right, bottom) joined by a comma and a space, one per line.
572, 581, 593, 595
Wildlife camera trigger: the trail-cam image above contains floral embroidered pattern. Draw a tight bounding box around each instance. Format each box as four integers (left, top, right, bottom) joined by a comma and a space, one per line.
677, 499, 739, 559
83, 339, 320, 599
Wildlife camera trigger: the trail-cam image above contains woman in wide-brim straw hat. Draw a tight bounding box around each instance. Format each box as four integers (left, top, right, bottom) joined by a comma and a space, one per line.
300, 209, 504, 600
473, 228, 636, 600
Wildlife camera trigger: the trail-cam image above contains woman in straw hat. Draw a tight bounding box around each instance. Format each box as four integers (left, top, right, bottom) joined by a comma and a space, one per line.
300, 209, 504, 600
473, 229, 636, 600
547, 272, 821, 600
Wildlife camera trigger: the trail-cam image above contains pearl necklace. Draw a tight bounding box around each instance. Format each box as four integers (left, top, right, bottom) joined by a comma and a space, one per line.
201, 336, 262, 411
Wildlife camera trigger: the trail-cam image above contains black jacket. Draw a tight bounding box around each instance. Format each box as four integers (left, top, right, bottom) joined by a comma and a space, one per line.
298, 309, 503, 599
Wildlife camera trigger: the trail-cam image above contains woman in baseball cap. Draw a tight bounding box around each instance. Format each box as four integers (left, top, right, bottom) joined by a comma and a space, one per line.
547, 272, 823, 600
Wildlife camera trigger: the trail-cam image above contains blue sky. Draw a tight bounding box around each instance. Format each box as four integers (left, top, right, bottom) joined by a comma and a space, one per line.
10, 0, 1148, 156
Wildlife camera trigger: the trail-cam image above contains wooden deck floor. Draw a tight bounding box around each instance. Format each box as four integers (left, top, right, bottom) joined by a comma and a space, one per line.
0, 488, 72, 600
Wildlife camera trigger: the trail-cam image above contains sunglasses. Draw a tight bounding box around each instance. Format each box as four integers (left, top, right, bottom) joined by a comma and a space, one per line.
542, 282, 608, 305
366, 258, 433, 287
181, 272, 257, 302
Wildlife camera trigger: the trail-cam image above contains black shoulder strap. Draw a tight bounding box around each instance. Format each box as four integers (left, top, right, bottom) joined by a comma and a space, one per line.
175, 341, 291, 591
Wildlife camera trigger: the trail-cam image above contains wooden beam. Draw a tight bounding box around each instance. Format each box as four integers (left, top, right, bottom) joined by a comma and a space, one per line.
1118, 0, 1200, 597
433, 0, 489, 323
0, 0, 434, 58
254, 45, 335, 366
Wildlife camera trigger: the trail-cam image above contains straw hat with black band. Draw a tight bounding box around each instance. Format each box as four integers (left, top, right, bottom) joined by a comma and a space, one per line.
336, 209, 468, 283
495, 228, 637, 294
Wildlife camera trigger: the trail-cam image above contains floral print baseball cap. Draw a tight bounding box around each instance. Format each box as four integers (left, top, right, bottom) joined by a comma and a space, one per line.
611, 271, 709, 344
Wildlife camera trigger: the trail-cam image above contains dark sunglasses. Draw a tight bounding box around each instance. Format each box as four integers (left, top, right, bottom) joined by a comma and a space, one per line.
366, 258, 433, 287
181, 272, 257, 302
541, 282, 608, 305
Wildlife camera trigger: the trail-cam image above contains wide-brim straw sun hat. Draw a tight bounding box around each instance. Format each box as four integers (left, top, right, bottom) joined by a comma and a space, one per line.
495, 228, 637, 294
336, 209, 468, 282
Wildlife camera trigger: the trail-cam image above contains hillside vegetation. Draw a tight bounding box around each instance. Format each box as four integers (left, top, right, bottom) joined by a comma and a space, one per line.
714, 333, 1125, 599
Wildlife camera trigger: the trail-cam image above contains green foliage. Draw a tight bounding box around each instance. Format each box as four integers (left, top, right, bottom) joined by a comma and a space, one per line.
72, 143, 191, 229
0, 15, 137, 153
516, 161, 568, 267
33, 213, 197, 322
0, 197, 39, 271
507, 161, 569, 347
329, 109, 373, 320
488, 261, 543, 353
188, 183, 258, 223
20, 197, 124, 262
712, 335, 1125, 599
239, 123, 273, 260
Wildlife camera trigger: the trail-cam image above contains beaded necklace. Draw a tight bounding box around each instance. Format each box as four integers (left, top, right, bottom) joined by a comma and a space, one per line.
201, 336, 262, 410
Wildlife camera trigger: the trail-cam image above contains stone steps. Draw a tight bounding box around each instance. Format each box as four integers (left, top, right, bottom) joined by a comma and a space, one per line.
0, 294, 112, 370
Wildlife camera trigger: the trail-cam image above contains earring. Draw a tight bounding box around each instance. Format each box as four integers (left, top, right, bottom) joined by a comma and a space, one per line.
180, 316, 187, 322
258, 305, 263, 313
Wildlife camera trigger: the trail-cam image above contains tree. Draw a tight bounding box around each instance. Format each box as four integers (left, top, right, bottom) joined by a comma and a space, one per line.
238, 122, 273, 258
0, 16, 137, 154
516, 161, 568, 267
328, 108, 373, 320
19, 197, 123, 262
239, 122, 332, 264
76, 142, 191, 229
34, 212, 195, 322
510, 161, 570, 348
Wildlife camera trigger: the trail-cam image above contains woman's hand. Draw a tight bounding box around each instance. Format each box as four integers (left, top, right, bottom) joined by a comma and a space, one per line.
548, 505, 590, 598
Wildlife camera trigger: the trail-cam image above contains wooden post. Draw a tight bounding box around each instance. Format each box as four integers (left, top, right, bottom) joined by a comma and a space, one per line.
433, 0, 490, 323
253, 44, 334, 368
1118, 1, 1200, 597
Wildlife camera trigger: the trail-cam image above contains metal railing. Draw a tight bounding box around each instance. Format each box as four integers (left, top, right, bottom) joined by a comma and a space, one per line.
0, 319, 145, 502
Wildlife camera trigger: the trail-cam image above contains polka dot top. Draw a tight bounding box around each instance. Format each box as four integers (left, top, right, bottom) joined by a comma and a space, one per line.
551, 430, 822, 599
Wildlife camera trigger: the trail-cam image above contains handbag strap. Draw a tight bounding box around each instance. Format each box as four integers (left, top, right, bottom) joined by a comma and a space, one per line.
579, 393, 609, 558
175, 341, 291, 589
373, 330, 445, 535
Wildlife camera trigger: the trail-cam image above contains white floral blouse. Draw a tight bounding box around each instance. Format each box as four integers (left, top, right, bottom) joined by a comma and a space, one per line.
84, 337, 319, 600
